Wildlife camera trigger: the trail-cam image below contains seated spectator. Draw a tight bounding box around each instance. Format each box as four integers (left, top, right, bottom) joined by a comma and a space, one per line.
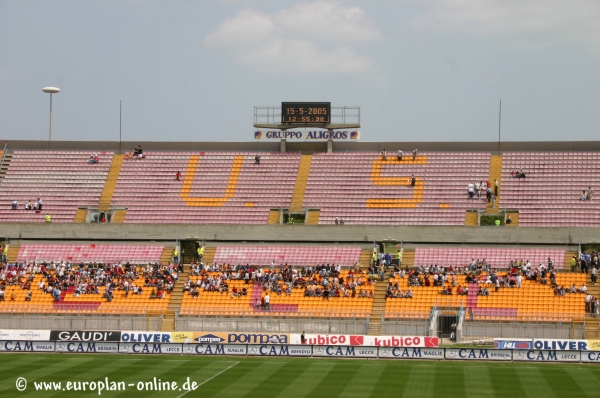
88, 154, 99, 164
176, 171, 182, 181
382, 149, 387, 160
25, 290, 32, 301
11, 200, 18, 210
581, 190, 588, 201
133, 145, 143, 159
0, 289, 4, 301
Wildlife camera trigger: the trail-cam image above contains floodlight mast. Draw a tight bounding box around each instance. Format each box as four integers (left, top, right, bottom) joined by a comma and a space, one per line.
42, 87, 60, 141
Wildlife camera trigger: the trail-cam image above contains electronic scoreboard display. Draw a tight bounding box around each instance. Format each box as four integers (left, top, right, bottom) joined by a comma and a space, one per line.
281, 102, 331, 124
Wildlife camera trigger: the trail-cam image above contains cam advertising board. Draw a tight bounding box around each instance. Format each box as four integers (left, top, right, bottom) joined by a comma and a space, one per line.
312, 345, 378, 358
581, 351, 600, 363
513, 350, 581, 362
247, 345, 312, 357
50, 331, 121, 342
378, 347, 444, 360
118, 342, 184, 354
290, 334, 438, 347
0, 329, 51, 341
55, 342, 119, 353
0, 341, 55, 352
445, 348, 511, 361
532, 339, 599, 351
182, 344, 247, 356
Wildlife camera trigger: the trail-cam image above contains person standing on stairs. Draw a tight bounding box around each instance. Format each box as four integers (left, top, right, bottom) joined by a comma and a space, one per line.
494, 179, 499, 197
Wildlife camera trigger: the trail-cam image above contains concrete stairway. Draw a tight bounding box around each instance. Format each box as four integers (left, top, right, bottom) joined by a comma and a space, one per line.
202, 247, 216, 264
564, 252, 578, 271
267, 210, 280, 225
73, 209, 87, 223
487, 155, 502, 213
359, 249, 373, 268
289, 155, 312, 213
160, 247, 174, 264
6, 245, 20, 263
98, 154, 124, 211
305, 210, 320, 225
161, 264, 190, 332
0, 151, 12, 181
402, 249, 415, 268
368, 275, 388, 335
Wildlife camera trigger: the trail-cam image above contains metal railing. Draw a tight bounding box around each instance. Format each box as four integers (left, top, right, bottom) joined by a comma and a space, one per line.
178, 307, 370, 319
0, 305, 166, 315
0, 142, 8, 176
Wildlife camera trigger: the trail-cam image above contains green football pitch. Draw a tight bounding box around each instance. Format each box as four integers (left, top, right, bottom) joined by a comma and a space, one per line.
0, 354, 599, 398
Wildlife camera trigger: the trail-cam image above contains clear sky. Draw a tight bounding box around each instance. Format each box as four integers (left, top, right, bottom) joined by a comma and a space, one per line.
1, 0, 599, 142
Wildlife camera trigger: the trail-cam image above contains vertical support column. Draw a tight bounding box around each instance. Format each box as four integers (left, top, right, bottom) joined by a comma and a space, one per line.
280, 139, 286, 153
327, 139, 333, 153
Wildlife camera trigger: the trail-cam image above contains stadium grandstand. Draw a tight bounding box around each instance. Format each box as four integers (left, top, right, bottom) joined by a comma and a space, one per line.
0, 139, 598, 341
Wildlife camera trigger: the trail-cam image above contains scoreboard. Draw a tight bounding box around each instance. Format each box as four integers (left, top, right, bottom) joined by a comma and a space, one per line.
281, 102, 331, 124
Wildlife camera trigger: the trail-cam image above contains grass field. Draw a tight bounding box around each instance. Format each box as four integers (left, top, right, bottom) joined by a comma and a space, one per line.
1, 354, 599, 397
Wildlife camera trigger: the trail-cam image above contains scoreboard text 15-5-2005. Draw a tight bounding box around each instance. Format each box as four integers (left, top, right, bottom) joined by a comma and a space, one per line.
281, 102, 331, 124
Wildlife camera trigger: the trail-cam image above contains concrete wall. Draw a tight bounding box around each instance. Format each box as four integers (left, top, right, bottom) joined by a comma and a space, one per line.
381, 321, 430, 336
462, 321, 584, 340
175, 316, 368, 334
1, 223, 598, 245
0, 314, 162, 331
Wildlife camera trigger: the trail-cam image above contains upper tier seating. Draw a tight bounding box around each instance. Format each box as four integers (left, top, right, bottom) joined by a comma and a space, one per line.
111, 152, 301, 223
16, 244, 164, 264
0, 151, 113, 223
303, 152, 490, 225
214, 245, 362, 267
414, 247, 566, 270
501, 152, 600, 226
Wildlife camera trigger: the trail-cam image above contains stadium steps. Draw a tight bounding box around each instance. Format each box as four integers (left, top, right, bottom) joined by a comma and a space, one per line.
160, 247, 175, 264
73, 209, 87, 223
359, 249, 373, 268
290, 155, 312, 213
202, 247, 216, 264
401, 249, 415, 268
506, 211, 519, 227
0, 151, 12, 181
465, 211, 478, 226
6, 245, 20, 263
367, 274, 388, 335
111, 209, 127, 223
305, 210, 320, 225
163, 264, 191, 331
565, 252, 578, 271
98, 154, 124, 211
486, 155, 502, 213
267, 210, 280, 224
161, 310, 176, 332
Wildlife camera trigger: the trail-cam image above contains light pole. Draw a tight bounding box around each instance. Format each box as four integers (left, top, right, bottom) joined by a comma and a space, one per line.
42, 87, 60, 141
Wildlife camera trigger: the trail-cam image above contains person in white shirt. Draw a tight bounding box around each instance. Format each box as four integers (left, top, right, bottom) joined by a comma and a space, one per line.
516, 274, 522, 288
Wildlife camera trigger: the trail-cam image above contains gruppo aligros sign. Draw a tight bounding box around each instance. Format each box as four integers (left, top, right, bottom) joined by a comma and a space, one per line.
254, 131, 360, 140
